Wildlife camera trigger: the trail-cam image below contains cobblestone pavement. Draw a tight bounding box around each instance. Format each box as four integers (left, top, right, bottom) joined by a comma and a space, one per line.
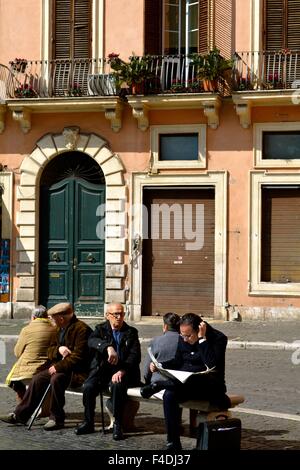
0, 386, 299, 451
0, 317, 299, 453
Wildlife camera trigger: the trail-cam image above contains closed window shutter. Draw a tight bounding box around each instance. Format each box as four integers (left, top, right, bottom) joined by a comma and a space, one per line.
264, 0, 300, 50
52, 0, 91, 95
287, 0, 300, 49
74, 0, 91, 59
199, 0, 209, 54
214, 0, 232, 59
53, 0, 91, 60
53, 0, 72, 59
261, 188, 300, 283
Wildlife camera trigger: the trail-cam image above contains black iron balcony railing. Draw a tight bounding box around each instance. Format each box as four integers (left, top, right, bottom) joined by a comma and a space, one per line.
1, 52, 300, 101
0, 56, 219, 99
233, 50, 300, 91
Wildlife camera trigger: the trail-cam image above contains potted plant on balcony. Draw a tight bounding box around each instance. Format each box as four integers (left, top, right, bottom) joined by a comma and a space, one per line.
10, 58, 28, 73
191, 48, 233, 92
108, 52, 153, 94
67, 82, 83, 97
264, 72, 283, 90
14, 83, 37, 98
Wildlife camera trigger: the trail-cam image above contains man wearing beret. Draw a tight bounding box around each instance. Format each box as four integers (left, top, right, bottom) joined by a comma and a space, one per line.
75, 302, 141, 440
1, 302, 92, 430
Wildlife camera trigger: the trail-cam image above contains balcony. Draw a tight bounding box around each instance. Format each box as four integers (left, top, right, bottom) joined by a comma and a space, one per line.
1, 52, 300, 99
0, 56, 225, 131
0, 56, 229, 98
232, 50, 300, 127
1, 52, 298, 132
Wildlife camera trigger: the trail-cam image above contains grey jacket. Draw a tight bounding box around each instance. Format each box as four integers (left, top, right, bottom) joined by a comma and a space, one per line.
143, 330, 180, 383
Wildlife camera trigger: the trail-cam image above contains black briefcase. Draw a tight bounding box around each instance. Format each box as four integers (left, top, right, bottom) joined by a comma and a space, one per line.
196, 415, 241, 450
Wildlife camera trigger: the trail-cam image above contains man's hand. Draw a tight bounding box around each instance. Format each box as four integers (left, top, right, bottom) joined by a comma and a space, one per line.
111, 370, 125, 383
107, 346, 118, 365
149, 362, 157, 373
58, 346, 71, 358
48, 365, 57, 375
198, 321, 207, 338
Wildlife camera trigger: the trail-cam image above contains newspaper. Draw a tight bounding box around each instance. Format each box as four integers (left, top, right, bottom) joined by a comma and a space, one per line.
147, 347, 216, 384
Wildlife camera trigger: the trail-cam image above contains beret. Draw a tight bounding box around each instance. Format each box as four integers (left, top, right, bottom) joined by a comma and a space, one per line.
47, 302, 73, 316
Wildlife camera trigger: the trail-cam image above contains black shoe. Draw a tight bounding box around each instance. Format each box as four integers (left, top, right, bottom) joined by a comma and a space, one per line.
112, 422, 124, 441
140, 383, 161, 399
75, 421, 95, 435
166, 441, 182, 452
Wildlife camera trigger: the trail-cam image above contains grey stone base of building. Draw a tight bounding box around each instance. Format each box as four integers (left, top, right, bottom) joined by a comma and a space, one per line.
2, 301, 300, 320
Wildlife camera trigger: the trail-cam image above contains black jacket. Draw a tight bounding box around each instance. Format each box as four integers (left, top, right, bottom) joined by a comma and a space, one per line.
162, 322, 228, 393
88, 320, 141, 386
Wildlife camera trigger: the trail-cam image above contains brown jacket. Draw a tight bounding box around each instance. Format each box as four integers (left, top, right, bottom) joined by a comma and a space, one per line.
7, 318, 56, 382
47, 315, 92, 386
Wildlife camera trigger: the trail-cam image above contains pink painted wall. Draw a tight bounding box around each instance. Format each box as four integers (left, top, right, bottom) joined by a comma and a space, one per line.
0, 0, 41, 66
235, 0, 251, 52
105, 0, 144, 58
3, 103, 300, 309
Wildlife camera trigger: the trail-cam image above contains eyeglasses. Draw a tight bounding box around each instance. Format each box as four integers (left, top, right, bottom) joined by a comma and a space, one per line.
108, 312, 124, 319
180, 332, 196, 339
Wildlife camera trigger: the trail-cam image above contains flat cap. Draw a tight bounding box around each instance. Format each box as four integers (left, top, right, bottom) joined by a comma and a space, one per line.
47, 302, 73, 316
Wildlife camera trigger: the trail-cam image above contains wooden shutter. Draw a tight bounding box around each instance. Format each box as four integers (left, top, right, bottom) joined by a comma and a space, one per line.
199, 0, 209, 53
261, 188, 300, 282
287, 0, 300, 49
51, 0, 91, 95
264, 0, 300, 50
73, 0, 91, 59
214, 0, 233, 59
144, 0, 162, 55
53, 0, 72, 59
52, 0, 91, 60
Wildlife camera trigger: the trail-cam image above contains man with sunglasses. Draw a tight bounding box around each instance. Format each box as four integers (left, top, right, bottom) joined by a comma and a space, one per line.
75, 302, 141, 441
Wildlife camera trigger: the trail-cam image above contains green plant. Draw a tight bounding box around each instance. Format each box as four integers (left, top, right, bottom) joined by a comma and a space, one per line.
68, 83, 83, 96
14, 83, 37, 98
190, 48, 233, 81
107, 52, 153, 88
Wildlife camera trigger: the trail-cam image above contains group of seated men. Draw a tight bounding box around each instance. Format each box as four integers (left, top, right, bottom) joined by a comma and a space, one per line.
1, 302, 230, 451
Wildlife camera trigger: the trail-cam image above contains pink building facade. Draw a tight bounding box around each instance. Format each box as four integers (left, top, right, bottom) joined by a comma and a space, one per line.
0, 0, 300, 320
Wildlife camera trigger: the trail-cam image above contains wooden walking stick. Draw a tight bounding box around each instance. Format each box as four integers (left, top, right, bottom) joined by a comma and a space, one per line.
27, 382, 51, 430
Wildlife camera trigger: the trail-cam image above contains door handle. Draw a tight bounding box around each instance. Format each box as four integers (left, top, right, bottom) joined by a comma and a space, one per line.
52, 252, 60, 262
87, 253, 95, 263
73, 257, 78, 270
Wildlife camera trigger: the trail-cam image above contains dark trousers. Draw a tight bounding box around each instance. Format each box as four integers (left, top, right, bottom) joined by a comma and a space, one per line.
82, 372, 129, 425
162, 375, 228, 445
9, 380, 26, 400
15, 369, 71, 424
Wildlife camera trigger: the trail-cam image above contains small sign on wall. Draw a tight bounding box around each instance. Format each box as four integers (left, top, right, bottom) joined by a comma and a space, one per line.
0, 239, 10, 302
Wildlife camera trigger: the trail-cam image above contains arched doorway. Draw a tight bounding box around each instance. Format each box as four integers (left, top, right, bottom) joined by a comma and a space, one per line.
39, 151, 105, 315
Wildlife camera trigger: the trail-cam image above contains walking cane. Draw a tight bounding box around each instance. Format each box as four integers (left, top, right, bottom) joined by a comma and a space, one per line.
99, 387, 106, 435
27, 382, 51, 430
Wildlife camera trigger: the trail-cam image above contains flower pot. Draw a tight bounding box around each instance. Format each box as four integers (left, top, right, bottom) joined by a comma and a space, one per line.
202, 79, 218, 92
131, 82, 145, 95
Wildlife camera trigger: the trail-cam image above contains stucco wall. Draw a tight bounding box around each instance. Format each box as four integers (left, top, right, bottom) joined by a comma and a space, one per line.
0, 0, 41, 65
104, 0, 144, 58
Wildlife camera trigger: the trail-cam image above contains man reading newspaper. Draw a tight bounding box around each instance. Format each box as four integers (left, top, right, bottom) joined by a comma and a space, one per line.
140, 313, 230, 452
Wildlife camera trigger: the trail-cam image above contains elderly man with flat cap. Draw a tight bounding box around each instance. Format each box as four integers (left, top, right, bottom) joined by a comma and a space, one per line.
1, 302, 92, 430
75, 302, 141, 440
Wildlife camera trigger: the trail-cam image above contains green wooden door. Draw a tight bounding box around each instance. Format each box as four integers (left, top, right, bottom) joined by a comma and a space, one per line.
40, 177, 105, 315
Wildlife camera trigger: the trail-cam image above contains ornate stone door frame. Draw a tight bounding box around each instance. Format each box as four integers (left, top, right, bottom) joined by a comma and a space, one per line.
15, 128, 126, 317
